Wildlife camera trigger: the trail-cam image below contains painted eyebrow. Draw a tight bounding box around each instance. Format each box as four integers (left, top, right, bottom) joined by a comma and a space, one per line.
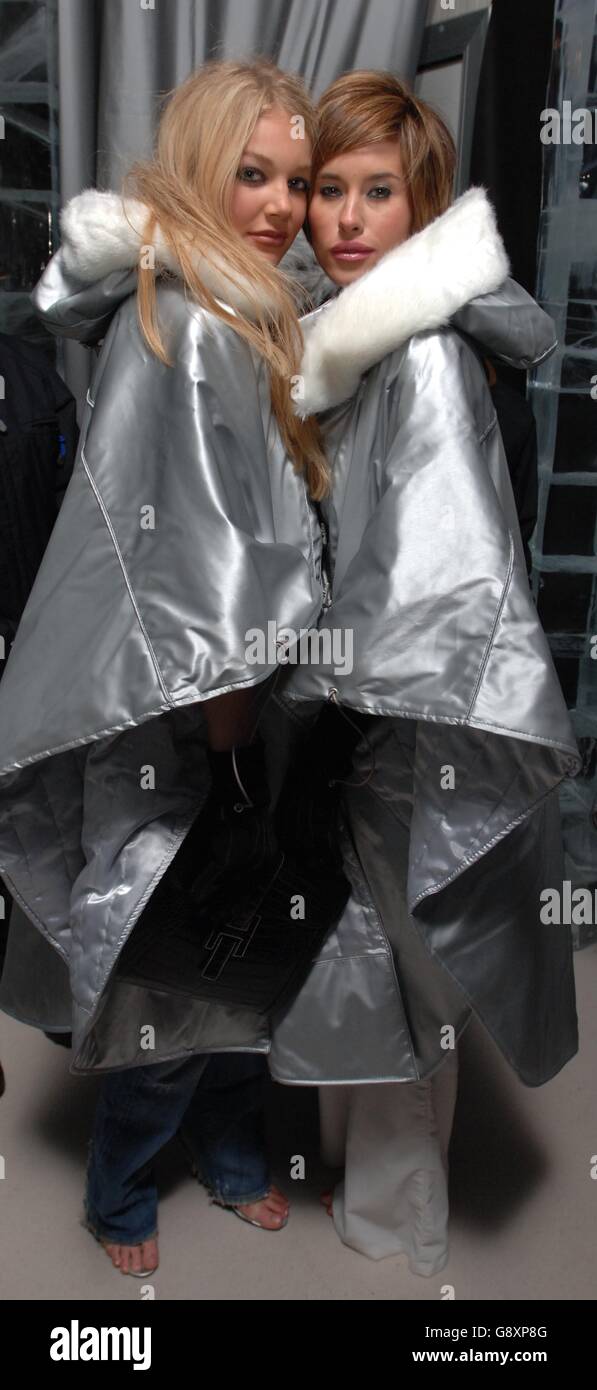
241, 149, 311, 174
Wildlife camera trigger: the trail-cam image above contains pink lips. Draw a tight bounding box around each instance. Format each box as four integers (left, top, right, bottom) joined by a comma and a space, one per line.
248, 230, 286, 246
331, 242, 375, 262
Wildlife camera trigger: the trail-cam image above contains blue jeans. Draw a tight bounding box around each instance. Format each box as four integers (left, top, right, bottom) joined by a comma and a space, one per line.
84, 1051, 270, 1245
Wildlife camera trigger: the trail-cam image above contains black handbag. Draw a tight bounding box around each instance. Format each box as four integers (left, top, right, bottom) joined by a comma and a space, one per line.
115, 842, 349, 1015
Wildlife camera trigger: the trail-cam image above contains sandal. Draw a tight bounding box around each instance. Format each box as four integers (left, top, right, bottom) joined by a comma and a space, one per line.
210, 1191, 289, 1231
81, 1215, 159, 1277
176, 1132, 288, 1231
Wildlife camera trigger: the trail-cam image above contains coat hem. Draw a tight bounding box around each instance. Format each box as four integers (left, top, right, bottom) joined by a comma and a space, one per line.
278, 695, 581, 763
68, 1042, 271, 1077
0, 666, 292, 778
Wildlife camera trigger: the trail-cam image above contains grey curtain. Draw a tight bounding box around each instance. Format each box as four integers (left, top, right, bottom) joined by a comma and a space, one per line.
55, 0, 426, 401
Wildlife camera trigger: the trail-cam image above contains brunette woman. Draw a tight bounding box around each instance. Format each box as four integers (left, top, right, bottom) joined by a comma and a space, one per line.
268, 71, 580, 1275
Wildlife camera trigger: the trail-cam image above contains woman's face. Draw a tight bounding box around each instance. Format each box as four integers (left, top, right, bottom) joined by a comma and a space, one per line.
230, 106, 312, 265
308, 140, 413, 285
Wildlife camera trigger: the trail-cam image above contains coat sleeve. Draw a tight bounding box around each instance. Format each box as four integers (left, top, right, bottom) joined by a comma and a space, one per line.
31, 246, 138, 346
451, 277, 556, 368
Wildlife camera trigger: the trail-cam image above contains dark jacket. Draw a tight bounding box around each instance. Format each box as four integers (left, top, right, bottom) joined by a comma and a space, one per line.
489, 372, 539, 575
0, 332, 78, 673
0, 332, 78, 980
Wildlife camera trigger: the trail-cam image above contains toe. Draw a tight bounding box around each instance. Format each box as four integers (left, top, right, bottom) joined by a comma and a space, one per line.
142, 1239, 159, 1271
237, 1197, 287, 1229
257, 1204, 285, 1228
103, 1241, 122, 1269
99, 1236, 160, 1273
266, 1192, 289, 1215
265, 1185, 289, 1211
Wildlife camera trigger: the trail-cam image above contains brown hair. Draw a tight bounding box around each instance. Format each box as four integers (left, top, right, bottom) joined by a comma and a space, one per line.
312, 70, 457, 233
122, 59, 330, 500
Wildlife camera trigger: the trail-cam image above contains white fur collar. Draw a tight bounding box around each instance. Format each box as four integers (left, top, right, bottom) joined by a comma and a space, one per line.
295, 187, 510, 417
59, 187, 280, 320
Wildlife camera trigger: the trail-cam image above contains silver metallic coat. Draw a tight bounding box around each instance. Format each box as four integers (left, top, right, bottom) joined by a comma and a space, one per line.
0, 188, 581, 1085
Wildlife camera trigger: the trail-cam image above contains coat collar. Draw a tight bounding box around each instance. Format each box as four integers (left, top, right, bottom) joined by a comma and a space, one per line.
295, 186, 510, 417
59, 187, 280, 321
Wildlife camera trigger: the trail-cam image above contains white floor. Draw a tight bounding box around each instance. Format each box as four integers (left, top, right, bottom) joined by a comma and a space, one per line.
1, 945, 596, 1301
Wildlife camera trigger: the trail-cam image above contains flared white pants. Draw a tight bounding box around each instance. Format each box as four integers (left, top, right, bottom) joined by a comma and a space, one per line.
318, 1044, 459, 1274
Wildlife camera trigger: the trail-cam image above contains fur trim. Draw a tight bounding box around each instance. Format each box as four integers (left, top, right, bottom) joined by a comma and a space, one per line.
59, 188, 280, 320
295, 187, 510, 417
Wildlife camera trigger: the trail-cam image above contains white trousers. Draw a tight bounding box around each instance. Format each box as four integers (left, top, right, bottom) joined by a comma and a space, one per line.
318, 1046, 459, 1275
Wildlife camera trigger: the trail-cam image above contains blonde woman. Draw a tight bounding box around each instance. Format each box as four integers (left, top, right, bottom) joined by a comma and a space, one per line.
0, 59, 328, 1276
267, 72, 580, 1274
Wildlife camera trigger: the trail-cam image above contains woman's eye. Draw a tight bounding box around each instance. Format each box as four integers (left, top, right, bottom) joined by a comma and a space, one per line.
237, 166, 264, 184
318, 184, 341, 198
289, 177, 310, 193
368, 186, 392, 199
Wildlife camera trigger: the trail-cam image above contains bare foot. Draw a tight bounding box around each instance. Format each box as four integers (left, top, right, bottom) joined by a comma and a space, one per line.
100, 1236, 159, 1276
320, 1189, 334, 1217
234, 1184, 289, 1229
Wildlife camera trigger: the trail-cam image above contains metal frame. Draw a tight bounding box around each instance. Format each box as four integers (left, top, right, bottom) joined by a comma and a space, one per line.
0, 0, 60, 347
417, 8, 490, 195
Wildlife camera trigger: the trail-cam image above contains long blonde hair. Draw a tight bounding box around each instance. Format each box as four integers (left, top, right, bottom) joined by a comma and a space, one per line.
122, 58, 330, 500
312, 70, 457, 233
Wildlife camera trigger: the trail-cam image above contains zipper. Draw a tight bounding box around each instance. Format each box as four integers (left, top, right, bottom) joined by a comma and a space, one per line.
319, 517, 333, 609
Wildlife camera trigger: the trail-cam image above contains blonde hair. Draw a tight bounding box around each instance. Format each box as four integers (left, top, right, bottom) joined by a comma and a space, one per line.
312, 70, 457, 233
122, 58, 330, 500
